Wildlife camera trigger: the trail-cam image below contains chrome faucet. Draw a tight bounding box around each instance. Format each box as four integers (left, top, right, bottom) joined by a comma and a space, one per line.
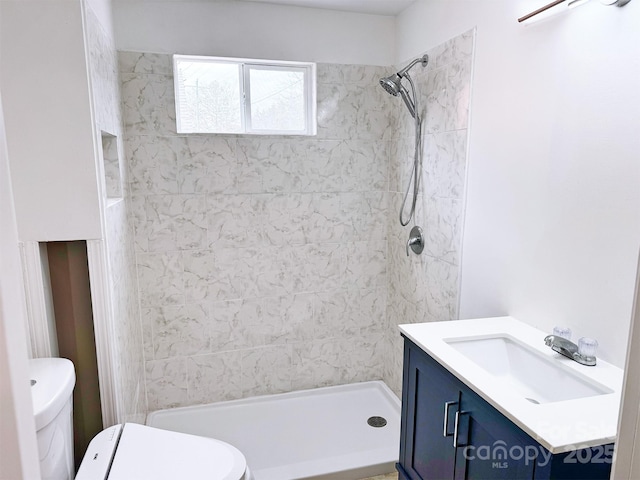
544, 335, 597, 366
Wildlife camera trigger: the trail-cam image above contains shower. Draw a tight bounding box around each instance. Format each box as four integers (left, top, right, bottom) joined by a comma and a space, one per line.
380, 54, 428, 226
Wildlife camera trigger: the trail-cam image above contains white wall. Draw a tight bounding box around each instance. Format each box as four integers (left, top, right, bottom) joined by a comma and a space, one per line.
113, 0, 395, 65
0, 0, 102, 241
0, 90, 41, 479
397, 0, 640, 366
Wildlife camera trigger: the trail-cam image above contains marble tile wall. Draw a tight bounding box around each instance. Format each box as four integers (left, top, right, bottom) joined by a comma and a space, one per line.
85, 5, 146, 423
383, 29, 475, 397
119, 53, 393, 411
117, 29, 474, 412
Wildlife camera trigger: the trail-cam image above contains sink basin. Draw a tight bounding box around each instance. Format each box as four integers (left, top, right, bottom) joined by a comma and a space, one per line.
444, 335, 613, 404
400, 317, 624, 452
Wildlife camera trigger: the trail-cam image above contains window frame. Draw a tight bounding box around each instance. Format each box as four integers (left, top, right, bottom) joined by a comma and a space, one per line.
173, 55, 316, 136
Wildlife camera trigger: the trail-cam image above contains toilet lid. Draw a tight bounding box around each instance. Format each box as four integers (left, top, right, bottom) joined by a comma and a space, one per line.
107, 424, 247, 480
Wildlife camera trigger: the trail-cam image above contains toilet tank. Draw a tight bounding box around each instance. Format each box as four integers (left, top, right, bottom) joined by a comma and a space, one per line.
29, 358, 76, 480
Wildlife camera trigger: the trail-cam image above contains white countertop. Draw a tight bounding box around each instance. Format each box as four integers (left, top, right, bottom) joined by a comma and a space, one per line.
399, 316, 624, 454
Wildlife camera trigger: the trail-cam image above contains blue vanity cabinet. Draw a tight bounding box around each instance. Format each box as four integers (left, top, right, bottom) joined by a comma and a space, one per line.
398, 336, 461, 479
397, 336, 614, 480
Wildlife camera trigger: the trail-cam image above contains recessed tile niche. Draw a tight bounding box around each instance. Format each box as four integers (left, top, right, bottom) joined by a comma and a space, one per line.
101, 131, 122, 199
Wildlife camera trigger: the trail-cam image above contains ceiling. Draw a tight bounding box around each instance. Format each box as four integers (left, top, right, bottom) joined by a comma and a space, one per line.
236, 0, 416, 15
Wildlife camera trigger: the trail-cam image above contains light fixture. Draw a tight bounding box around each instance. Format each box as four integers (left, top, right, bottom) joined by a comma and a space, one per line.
518, 0, 587, 22
518, 0, 631, 22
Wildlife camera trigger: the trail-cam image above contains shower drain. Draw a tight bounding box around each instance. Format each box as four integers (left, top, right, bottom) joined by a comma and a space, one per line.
367, 416, 387, 428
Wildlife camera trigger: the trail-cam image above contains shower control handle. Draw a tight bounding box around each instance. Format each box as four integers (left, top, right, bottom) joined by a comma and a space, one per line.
406, 226, 424, 257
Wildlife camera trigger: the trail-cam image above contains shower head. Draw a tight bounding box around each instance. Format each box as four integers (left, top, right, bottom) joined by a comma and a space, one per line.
379, 73, 403, 97
379, 54, 429, 118
380, 72, 417, 118
379, 74, 416, 117
379, 54, 429, 95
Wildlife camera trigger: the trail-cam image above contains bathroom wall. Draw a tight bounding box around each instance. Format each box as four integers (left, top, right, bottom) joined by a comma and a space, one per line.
119, 53, 393, 410
384, 30, 475, 395
112, 1, 476, 412
0, 89, 41, 479
113, 0, 394, 66
397, 0, 640, 366
84, 3, 145, 423
0, 0, 101, 241
1, 0, 144, 427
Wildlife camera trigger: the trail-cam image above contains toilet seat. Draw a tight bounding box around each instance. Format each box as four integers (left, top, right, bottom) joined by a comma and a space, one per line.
76, 423, 250, 480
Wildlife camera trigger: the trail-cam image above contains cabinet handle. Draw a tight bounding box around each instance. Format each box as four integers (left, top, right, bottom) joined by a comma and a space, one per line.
453, 410, 469, 448
443, 401, 458, 437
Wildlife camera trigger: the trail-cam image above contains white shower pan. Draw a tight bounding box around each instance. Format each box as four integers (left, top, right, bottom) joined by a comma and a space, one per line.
146, 381, 401, 480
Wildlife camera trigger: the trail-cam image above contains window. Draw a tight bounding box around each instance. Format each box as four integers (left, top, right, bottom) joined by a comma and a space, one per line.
173, 55, 316, 135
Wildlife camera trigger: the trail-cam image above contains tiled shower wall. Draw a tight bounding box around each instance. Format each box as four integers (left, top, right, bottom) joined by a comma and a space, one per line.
119, 54, 393, 410
119, 28, 474, 412
384, 29, 475, 396
85, 6, 145, 422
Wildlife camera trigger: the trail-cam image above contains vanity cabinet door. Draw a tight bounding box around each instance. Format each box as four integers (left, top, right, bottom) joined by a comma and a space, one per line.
453, 388, 537, 480
399, 340, 461, 480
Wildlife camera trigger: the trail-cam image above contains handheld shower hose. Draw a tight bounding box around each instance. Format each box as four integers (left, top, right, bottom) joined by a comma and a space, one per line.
379, 54, 428, 226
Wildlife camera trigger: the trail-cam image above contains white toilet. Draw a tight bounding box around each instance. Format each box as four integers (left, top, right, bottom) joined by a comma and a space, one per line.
76, 423, 253, 480
30, 357, 252, 480
29, 357, 76, 480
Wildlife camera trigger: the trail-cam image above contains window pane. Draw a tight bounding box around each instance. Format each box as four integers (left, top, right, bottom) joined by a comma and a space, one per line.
175, 60, 242, 133
249, 68, 305, 132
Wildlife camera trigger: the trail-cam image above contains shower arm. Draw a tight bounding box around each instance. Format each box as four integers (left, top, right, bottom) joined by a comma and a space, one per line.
396, 57, 427, 119
397, 55, 428, 78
